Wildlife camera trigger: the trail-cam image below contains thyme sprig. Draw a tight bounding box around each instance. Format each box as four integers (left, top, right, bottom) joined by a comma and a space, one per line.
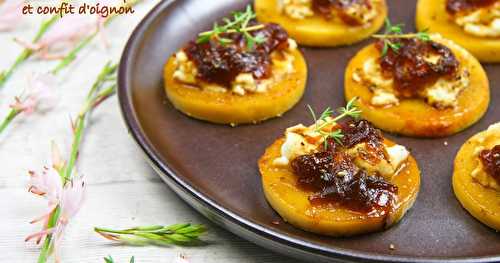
372, 19, 431, 56
307, 98, 362, 149
104, 256, 135, 263
95, 223, 207, 246
196, 5, 267, 49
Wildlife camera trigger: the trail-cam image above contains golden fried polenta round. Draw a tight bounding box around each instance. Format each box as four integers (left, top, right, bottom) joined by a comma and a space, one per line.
344, 38, 490, 137
254, 0, 387, 47
258, 138, 420, 237
453, 124, 500, 231
416, 0, 500, 62
163, 48, 307, 126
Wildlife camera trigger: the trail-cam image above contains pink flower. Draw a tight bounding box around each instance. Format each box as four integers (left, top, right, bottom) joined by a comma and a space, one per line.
15, 15, 100, 59
0, 0, 24, 32
26, 143, 85, 251
11, 73, 58, 114
174, 254, 190, 263
28, 167, 63, 206
26, 176, 86, 246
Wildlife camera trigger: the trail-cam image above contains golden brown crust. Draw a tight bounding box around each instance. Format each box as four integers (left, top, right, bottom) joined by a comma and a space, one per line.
344, 39, 490, 137
254, 0, 387, 47
163, 48, 307, 125
453, 127, 500, 231
258, 137, 420, 237
416, 0, 500, 62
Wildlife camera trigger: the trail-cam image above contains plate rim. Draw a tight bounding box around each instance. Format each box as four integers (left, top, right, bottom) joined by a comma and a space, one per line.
117, 0, 500, 262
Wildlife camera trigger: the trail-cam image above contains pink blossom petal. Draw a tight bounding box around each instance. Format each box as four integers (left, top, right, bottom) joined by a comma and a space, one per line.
13, 72, 59, 114
37, 15, 98, 52
51, 141, 65, 171
59, 177, 86, 221
28, 167, 63, 205
0, 0, 24, 31
174, 254, 190, 263
25, 227, 55, 242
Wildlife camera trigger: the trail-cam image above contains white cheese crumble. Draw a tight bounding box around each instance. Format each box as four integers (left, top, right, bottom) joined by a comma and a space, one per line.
272, 119, 410, 180
471, 122, 500, 191
453, 2, 500, 37
172, 38, 298, 96
352, 35, 470, 108
280, 0, 377, 24
281, 0, 314, 20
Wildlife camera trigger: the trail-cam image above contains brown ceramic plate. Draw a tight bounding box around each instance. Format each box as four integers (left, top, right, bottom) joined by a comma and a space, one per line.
118, 0, 500, 262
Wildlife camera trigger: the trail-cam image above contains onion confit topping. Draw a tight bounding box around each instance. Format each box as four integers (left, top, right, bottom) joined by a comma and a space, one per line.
479, 145, 500, 184
183, 23, 289, 87
291, 119, 397, 213
312, 0, 372, 25
375, 38, 459, 98
446, 0, 497, 14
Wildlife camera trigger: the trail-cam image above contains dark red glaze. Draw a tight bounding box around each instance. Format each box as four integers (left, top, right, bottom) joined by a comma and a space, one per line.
312, 0, 372, 25
375, 38, 459, 98
290, 120, 397, 214
479, 145, 500, 184
446, 0, 497, 14
183, 23, 289, 87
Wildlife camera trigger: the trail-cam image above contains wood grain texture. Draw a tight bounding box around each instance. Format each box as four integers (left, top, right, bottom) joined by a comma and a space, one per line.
0, 1, 305, 262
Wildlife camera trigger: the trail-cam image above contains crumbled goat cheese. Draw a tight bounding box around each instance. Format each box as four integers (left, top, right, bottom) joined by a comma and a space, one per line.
273, 119, 410, 180
352, 37, 470, 108
454, 2, 500, 37
173, 39, 297, 95
282, 0, 314, 20
471, 123, 500, 191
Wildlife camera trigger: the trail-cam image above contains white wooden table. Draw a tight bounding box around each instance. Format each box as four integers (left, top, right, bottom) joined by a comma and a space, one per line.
0, 1, 307, 262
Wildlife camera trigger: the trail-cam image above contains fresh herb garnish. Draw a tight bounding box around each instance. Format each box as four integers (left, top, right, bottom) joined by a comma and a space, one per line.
372, 19, 431, 56
95, 223, 206, 246
196, 5, 267, 49
307, 97, 362, 149
104, 256, 135, 263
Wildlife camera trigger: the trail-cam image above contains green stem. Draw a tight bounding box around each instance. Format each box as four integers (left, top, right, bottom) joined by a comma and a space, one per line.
51, 32, 97, 75
51, 0, 143, 75
36, 62, 118, 263
37, 206, 60, 263
372, 33, 422, 39
0, 109, 20, 135
0, 15, 60, 89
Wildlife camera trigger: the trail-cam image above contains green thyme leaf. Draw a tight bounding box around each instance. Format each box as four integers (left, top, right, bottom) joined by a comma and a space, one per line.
95, 223, 207, 247
308, 97, 361, 150
196, 4, 266, 49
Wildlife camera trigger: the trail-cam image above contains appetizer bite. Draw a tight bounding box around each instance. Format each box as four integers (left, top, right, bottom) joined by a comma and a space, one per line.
164, 6, 307, 126
453, 123, 500, 231
345, 21, 490, 137
254, 0, 387, 47
417, 0, 500, 62
259, 99, 421, 236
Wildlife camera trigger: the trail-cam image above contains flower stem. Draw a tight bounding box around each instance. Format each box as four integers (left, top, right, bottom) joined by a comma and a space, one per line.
36, 62, 118, 263
0, 109, 20, 135
0, 15, 60, 89
37, 206, 60, 263
51, 0, 143, 75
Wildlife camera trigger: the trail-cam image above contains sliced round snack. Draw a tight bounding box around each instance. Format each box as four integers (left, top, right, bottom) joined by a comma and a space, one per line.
416, 0, 500, 62
164, 7, 307, 126
254, 0, 387, 47
259, 102, 421, 236
345, 33, 489, 137
453, 123, 500, 231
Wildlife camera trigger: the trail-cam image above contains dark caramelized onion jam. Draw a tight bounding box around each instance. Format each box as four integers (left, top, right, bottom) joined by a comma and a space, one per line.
312, 0, 372, 25
291, 120, 398, 213
375, 38, 459, 98
183, 23, 289, 87
479, 145, 500, 184
446, 0, 497, 14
